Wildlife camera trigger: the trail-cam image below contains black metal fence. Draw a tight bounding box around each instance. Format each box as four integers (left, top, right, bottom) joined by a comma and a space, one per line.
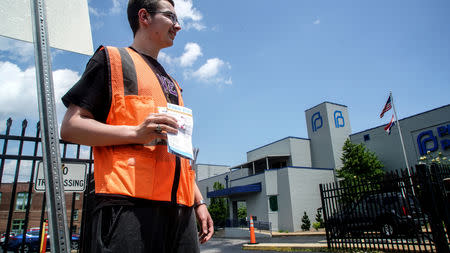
0, 118, 93, 253
320, 164, 450, 252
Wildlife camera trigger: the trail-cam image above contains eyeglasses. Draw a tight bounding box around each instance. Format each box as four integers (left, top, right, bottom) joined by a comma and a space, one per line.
148, 10, 179, 25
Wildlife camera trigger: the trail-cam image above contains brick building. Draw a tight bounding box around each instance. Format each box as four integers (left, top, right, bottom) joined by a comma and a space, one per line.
0, 182, 83, 235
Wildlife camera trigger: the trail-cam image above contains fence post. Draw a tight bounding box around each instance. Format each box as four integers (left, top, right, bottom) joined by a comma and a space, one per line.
430, 164, 450, 243
319, 184, 331, 249
416, 164, 449, 253
0, 118, 12, 186
4, 120, 27, 252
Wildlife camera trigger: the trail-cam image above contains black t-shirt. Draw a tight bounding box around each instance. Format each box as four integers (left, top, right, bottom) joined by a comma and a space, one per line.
62, 47, 180, 122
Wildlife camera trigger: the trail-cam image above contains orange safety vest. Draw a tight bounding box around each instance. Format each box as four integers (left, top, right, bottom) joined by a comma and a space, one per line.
93, 46, 195, 206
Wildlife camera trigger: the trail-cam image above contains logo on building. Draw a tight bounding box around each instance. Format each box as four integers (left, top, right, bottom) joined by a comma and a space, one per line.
334, 110, 345, 128
417, 124, 450, 156
312, 112, 323, 132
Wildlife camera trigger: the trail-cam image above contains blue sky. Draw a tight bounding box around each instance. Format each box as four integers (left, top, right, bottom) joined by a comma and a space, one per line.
0, 0, 449, 171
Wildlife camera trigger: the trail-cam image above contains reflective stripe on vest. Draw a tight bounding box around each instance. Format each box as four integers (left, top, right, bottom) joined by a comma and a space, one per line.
93, 46, 195, 206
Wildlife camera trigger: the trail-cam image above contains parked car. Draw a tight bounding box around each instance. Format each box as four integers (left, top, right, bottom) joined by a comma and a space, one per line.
1, 232, 16, 245
326, 191, 425, 238
5, 227, 79, 252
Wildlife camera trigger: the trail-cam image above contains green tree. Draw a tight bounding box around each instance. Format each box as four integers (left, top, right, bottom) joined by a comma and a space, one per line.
208, 182, 227, 227
315, 209, 324, 228
301, 211, 311, 231
338, 139, 385, 182
237, 205, 247, 220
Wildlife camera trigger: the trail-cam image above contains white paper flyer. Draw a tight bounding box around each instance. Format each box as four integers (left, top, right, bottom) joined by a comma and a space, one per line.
158, 103, 194, 160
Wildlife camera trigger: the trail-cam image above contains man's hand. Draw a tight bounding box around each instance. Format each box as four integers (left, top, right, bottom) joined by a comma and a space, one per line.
133, 113, 179, 144
195, 205, 214, 243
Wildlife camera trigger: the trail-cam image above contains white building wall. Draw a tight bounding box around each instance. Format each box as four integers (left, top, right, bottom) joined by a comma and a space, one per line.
325, 103, 352, 170
265, 170, 279, 231
196, 164, 229, 181
289, 138, 312, 167
287, 167, 335, 231
247, 138, 291, 162
305, 102, 351, 170
305, 103, 335, 169
276, 168, 293, 231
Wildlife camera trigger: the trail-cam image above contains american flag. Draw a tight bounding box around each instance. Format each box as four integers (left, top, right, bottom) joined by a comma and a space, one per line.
384, 115, 395, 135
380, 94, 392, 118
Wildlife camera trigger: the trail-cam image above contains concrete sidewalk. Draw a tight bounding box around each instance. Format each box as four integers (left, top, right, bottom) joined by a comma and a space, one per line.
243, 231, 327, 252
242, 242, 328, 251
215, 229, 328, 252
271, 230, 326, 237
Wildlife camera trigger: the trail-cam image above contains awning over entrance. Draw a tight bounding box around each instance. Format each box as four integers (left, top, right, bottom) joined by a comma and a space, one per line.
207, 182, 262, 198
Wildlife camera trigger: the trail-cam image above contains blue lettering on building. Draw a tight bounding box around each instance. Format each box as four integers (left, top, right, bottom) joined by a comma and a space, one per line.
312, 112, 323, 132
417, 124, 450, 156
442, 139, 450, 150
437, 125, 450, 137
334, 110, 345, 128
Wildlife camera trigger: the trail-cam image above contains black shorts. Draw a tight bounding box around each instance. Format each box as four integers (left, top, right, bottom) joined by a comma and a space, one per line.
86, 197, 200, 253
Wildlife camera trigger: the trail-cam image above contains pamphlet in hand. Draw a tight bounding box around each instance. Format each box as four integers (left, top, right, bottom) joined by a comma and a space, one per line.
158, 103, 194, 160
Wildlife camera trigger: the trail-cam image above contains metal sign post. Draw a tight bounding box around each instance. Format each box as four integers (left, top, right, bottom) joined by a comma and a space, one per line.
30, 0, 70, 252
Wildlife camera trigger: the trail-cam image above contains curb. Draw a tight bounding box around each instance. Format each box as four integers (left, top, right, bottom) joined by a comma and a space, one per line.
272, 231, 326, 237
242, 243, 328, 251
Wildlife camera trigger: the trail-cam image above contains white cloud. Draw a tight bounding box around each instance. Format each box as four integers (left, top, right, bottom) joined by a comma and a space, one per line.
313, 18, 320, 25
110, 0, 122, 14
187, 58, 232, 84
193, 58, 223, 79
1, 160, 33, 183
161, 41, 232, 86
174, 0, 205, 31
0, 37, 34, 63
89, 6, 102, 17
89, 0, 125, 17
179, 43, 202, 67
158, 51, 175, 66
0, 61, 80, 123
183, 22, 206, 31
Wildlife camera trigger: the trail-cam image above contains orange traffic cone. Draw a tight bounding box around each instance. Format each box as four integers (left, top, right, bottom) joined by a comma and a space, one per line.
40, 221, 48, 253
249, 215, 257, 244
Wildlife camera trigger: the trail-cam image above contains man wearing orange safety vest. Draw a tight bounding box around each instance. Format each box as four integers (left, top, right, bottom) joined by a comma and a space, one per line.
60, 0, 213, 252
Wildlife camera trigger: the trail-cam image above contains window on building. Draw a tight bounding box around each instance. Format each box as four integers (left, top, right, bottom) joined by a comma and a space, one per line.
71, 225, 78, 234
364, 134, 370, 141
75, 193, 81, 200
12, 219, 25, 234
73, 209, 79, 221
15, 192, 29, 211
0, 192, 2, 204
206, 186, 209, 193
269, 195, 278, 212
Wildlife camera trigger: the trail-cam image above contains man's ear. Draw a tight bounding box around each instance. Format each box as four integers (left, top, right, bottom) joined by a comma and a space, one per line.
138, 8, 150, 26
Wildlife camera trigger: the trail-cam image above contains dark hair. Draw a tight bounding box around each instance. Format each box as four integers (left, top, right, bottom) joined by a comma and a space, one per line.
127, 0, 175, 37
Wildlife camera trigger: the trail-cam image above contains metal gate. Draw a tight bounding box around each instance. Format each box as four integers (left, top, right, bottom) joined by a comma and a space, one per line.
320, 164, 450, 252
0, 118, 93, 253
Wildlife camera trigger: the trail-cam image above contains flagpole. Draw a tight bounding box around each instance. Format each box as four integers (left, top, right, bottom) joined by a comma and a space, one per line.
390, 92, 415, 195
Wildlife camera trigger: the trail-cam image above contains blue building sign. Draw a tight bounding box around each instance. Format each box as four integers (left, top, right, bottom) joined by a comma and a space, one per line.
334, 110, 345, 128
312, 112, 323, 132
417, 124, 450, 156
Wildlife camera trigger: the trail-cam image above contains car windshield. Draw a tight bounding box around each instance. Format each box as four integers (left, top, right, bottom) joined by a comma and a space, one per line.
28, 231, 40, 236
